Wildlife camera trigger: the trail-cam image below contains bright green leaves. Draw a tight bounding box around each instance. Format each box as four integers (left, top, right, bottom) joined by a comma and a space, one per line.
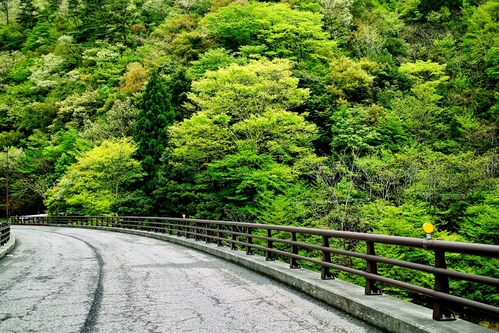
399, 60, 449, 101
461, 0, 499, 96
41, 127, 91, 179
211, 110, 321, 217
81, 42, 126, 87
327, 56, 376, 104
330, 105, 380, 154
201, 3, 329, 61
168, 112, 231, 169
403, 150, 499, 232
45, 138, 144, 215
162, 59, 321, 219
167, 109, 321, 219
462, 1, 499, 67
464, 194, 499, 245
202, 3, 262, 51
231, 110, 321, 167
207, 147, 295, 208
485, 47, 499, 80
0, 147, 26, 188
355, 148, 419, 204
189, 48, 245, 80
188, 58, 309, 120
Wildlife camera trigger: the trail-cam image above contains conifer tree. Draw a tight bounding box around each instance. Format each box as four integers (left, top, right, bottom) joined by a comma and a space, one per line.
75, 0, 109, 42
1, 0, 9, 25
65, 0, 80, 28
134, 70, 176, 192
17, 0, 38, 29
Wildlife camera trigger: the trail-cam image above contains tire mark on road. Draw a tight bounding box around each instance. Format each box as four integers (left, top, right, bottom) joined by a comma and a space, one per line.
51, 232, 104, 333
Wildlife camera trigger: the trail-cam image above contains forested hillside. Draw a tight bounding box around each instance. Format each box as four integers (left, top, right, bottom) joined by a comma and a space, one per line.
1, 0, 498, 322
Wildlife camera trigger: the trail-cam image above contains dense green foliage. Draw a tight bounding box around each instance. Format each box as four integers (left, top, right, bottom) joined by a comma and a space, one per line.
1, 0, 498, 323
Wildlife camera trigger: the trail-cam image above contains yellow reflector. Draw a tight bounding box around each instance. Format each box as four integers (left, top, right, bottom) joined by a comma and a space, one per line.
422, 222, 434, 234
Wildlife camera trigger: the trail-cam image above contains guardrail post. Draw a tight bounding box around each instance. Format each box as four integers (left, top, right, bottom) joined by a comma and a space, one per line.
185, 220, 191, 239
433, 250, 456, 321
290, 232, 301, 269
365, 241, 382, 295
231, 226, 237, 250
246, 227, 254, 255
217, 224, 223, 247
265, 229, 275, 261
0, 223, 8, 246
321, 236, 334, 280
195, 222, 201, 241
175, 220, 181, 237
206, 224, 212, 244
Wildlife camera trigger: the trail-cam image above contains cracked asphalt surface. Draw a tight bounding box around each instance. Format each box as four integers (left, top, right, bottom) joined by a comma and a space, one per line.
0, 226, 381, 332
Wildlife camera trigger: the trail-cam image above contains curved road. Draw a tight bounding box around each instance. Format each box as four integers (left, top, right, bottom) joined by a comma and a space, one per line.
0, 226, 380, 333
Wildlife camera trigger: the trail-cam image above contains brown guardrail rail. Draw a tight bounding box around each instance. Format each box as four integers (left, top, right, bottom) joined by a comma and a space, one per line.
12, 215, 499, 321
0, 222, 10, 246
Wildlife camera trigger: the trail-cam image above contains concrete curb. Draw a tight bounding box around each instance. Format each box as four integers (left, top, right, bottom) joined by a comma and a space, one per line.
0, 236, 16, 260
22, 225, 496, 333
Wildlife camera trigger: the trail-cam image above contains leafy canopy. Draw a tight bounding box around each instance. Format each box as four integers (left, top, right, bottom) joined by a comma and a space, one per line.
45, 138, 144, 215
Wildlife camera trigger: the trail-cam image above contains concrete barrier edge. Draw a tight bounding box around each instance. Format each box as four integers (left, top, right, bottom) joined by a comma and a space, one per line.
0, 236, 16, 260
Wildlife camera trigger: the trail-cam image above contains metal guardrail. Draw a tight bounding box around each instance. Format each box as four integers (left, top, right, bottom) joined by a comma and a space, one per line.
12, 215, 499, 321
0, 222, 10, 246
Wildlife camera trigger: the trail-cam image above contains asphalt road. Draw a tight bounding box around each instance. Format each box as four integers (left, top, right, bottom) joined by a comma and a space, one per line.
0, 226, 381, 333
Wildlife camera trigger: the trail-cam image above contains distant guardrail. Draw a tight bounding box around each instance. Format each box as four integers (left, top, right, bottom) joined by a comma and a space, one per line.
12, 215, 499, 321
0, 222, 10, 246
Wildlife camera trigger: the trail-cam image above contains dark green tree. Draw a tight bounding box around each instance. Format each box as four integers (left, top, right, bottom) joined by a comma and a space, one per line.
64, 0, 80, 29
107, 0, 139, 44
37, 0, 62, 23
417, 0, 462, 19
73, 0, 139, 44
134, 70, 176, 192
1, 0, 10, 25
74, 0, 109, 42
16, 0, 38, 30
160, 62, 192, 121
